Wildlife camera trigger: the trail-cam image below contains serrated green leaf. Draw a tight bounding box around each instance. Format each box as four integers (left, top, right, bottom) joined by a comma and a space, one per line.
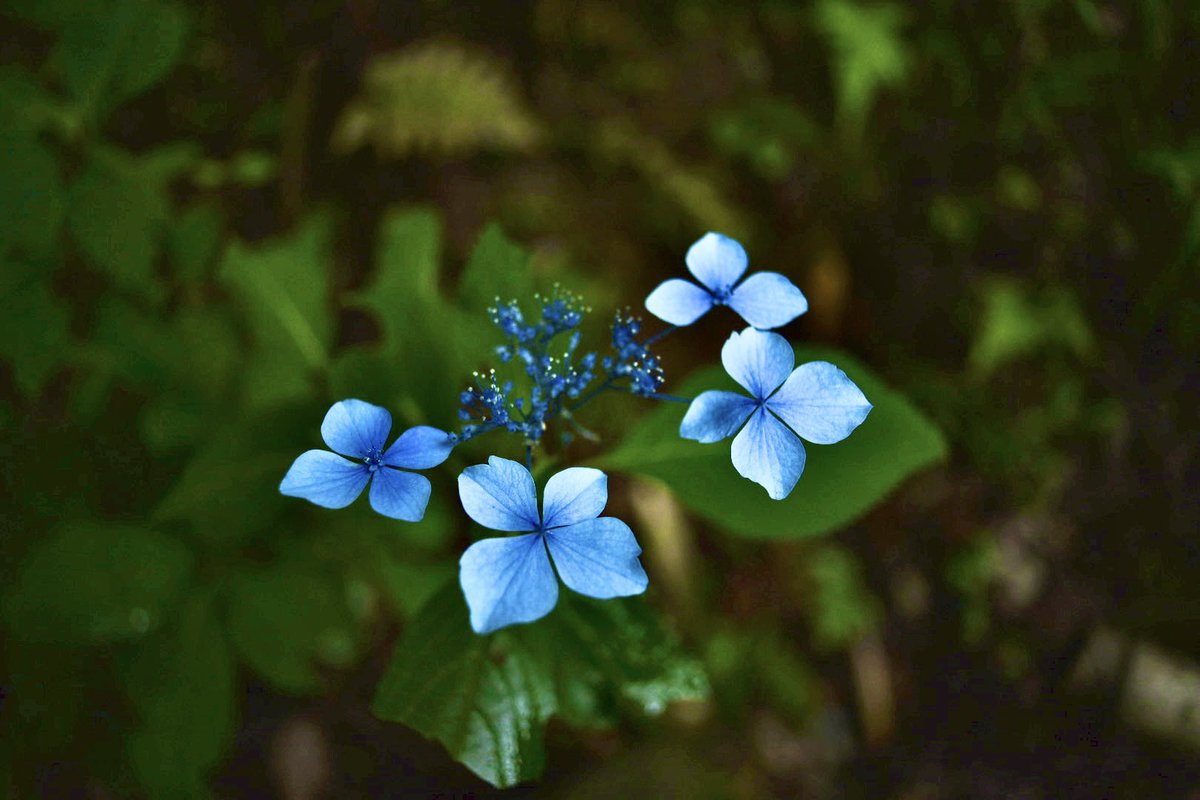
0, 261, 70, 398
514, 593, 710, 725
373, 584, 707, 788
121, 594, 236, 798
54, 0, 190, 117
331, 41, 539, 157
219, 214, 334, 408
597, 345, 947, 539
2, 522, 193, 644
0, 132, 65, 262
224, 564, 359, 694
371, 583, 554, 788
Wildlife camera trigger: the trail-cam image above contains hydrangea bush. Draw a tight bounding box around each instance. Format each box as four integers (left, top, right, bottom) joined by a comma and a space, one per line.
281, 232, 872, 635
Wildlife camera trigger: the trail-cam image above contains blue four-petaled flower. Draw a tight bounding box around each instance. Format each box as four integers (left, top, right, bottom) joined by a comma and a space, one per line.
680, 328, 873, 500
280, 399, 454, 521
645, 232, 809, 330
457, 456, 648, 634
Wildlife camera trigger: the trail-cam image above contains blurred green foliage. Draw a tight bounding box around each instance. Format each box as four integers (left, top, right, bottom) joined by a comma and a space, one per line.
2, 0, 1197, 795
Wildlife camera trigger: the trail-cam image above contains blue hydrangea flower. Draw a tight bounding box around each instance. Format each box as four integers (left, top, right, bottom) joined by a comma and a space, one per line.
458, 457, 648, 634
280, 399, 454, 521
680, 328, 872, 500
645, 232, 809, 329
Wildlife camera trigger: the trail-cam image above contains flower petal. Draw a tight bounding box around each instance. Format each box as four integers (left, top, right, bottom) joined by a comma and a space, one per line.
644, 278, 714, 326
542, 467, 607, 529
458, 456, 540, 532
383, 425, 455, 469
679, 390, 756, 443
279, 450, 369, 509
728, 271, 809, 330
686, 232, 748, 292
459, 534, 558, 634
320, 399, 391, 458
545, 518, 648, 599
721, 328, 795, 400
368, 468, 432, 521
766, 361, 873, 444
730, 407, 807, 500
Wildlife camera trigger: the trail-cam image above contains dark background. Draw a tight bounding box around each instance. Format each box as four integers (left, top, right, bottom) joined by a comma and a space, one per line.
2, 0, 1199, 797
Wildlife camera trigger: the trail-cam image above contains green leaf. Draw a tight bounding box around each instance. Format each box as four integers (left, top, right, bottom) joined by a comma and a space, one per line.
219, 214, 334, 408
513, 592, 710, 726
969, 278, 1095, 377
0, 132, 65, 262
373, 584, 707, 788
340, 211, 503, 427
0, 67, 62, 137
0, 261, 70, 397
457, 223, 535, 313
2, 522, 193, 644
53, 0, 190, 117
3, 0, 80, 29
224, 563, 359, 694
153, 406, 311, 545
597, 345, 947, 539
331, 41, 539, 157
805, 545, 881, 651
366, 206, 443, 308
121, 594, 236, 798
67, 151, 174, 299
815, 0, 911, 135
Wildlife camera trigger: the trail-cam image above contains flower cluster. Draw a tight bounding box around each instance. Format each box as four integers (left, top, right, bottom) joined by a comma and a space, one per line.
458, 289, 598, 445
604, 311, 665, 397
280, 231, 870, 635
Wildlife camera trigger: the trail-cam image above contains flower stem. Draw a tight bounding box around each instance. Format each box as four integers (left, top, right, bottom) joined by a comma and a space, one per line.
644, 325, 678, 347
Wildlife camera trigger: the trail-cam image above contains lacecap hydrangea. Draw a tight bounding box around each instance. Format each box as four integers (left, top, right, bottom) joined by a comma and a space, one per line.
279, 231, 870, 633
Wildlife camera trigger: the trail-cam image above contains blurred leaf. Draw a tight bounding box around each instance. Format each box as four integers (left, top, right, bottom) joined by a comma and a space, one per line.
353, 206, 445, 342
708, 97, 821, 181
373, 584, 707, 788
2, 642, 92, 756
815, 0, 911, 135
0, 67, 62, 137
969, 278, 1095, 377
596, 119, 751, 238
53, 0, 190, 117
224, 563, 359, 694
946, 535, 997, 644
219, 213, 334, 409
67, 147, 196, 299
3, 522, 193, 644
121, 594, 236, 798
598, 346, 947, 539
166, 203, 225, 284
2, 0, 80, 29
458, 222, 535, 313
0, 261, 70, 398
153, 407, 309, 545
805, 545, 880, 650
331, 41, 540, 157
0, 132, 65, 262
339, 215, 508, 428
